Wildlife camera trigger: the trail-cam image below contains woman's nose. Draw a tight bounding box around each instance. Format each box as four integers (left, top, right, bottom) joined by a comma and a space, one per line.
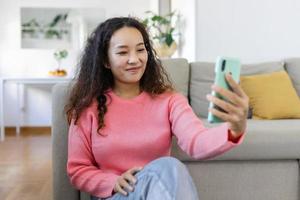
128, 52, 139, 64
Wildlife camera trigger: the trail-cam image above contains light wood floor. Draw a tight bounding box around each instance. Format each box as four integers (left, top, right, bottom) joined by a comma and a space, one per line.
0, 127, 52, 200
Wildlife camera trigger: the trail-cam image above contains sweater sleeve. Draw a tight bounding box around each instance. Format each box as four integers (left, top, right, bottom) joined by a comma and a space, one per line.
168, 93, 244, 160
67, 109, 119, 198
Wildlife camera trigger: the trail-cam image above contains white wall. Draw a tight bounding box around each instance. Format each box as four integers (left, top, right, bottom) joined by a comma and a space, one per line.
171, 0, 196, 61
5, 0, 300, 126
1, 0, 156, 126
195, 0, 300, 63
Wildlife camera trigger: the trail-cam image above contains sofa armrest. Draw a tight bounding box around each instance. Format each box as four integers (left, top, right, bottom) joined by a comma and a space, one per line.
52, 83, 79, 200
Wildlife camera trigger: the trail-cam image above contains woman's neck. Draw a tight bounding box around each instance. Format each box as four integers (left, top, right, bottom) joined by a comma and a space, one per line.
113, 83, 141, 99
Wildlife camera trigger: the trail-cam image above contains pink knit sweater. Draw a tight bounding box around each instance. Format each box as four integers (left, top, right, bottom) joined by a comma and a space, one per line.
67, 90, 244, 198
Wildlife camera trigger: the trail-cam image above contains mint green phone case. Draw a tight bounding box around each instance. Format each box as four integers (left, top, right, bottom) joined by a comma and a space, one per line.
208, 57, 241, 123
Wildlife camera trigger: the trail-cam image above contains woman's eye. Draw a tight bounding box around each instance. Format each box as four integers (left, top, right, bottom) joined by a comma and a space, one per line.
117, 51, 127, 55
118, 52, 127, 55
137, 48, 145, 52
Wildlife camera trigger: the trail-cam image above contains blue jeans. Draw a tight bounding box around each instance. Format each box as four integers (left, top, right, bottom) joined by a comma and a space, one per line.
91, 156, 199, 200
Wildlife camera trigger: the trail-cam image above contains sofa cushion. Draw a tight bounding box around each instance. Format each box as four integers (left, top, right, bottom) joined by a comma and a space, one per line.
189, 61, 285, 118
241, 61, 285, 75
240, 71, 300, 119
161, 58, 190, 97
171, 119, 300, 161
189, 62, 214, 118
284, 58, 300, 96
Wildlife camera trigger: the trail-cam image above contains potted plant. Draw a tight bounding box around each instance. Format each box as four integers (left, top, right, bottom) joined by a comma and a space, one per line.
49, 49, 68, 76
142, 10, 180, 58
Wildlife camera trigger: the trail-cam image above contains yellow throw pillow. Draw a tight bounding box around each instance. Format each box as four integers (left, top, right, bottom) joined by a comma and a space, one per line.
240, 71, 300, 119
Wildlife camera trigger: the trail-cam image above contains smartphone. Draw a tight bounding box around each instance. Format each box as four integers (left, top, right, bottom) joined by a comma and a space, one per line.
208, 57, 241, 123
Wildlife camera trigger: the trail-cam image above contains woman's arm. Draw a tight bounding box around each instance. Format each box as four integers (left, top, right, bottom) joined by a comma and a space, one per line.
168, 93, 245, 160
67, 112, 119, 198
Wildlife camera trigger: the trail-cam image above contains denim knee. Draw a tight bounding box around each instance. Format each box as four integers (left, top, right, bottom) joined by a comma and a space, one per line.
143, 156, 187, 175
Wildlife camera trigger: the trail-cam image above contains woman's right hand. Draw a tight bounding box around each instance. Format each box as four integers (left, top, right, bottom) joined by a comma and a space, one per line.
113, 166, 143, 196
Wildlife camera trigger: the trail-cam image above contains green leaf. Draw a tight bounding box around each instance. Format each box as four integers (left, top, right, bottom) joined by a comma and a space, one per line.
165, 34, 174, 47
160, 18, 169, 24
169, 27, 175, 33
50, 15, 61, 27
63, 14, 68, 20
143, 10, 179, 47
142, 19, 148, 26
151, 16, 163, 22
54, 49, 68, 60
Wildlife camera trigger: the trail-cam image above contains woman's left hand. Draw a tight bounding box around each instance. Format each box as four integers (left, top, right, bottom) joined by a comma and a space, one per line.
206, 74, 249, 138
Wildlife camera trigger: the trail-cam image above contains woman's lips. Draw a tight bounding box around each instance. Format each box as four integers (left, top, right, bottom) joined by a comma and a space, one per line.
126, 67, 141, 73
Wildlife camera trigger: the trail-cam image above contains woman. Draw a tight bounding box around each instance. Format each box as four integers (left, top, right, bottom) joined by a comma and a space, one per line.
65, 17, 249, 200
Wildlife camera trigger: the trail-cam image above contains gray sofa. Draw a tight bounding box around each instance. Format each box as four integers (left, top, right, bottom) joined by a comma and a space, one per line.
52, 58, 300, 200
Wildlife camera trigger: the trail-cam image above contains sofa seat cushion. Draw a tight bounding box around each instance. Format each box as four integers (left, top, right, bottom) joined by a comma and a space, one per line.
171, 119, 300, 161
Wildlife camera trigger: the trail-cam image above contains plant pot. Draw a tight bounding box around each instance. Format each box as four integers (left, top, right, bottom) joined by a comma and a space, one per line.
154, 41, 177, 58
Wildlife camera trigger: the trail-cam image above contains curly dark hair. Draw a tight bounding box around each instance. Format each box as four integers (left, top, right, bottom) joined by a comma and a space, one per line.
65, 17, 174, 134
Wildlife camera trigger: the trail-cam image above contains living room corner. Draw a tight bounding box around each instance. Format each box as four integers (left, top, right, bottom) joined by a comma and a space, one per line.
1, 0, 300, 200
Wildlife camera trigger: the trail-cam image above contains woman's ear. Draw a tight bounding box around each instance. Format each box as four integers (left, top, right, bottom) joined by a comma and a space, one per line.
104, 63, 111, 69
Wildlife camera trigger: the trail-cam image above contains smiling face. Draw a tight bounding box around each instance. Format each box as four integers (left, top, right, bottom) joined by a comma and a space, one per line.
106, 26, 148, 88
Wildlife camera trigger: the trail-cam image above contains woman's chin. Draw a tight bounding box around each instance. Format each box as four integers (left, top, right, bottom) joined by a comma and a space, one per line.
123, 75, 143, 84
125, 79, 142, 84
